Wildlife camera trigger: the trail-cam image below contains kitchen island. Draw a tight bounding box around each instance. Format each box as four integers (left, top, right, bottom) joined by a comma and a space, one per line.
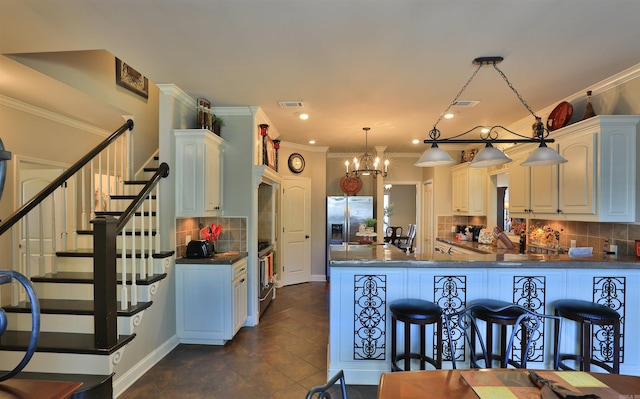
328, 244, 640, 384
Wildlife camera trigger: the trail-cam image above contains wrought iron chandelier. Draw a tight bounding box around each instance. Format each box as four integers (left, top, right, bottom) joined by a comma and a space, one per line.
345, 127, 389, 178
415, 56, 567, 168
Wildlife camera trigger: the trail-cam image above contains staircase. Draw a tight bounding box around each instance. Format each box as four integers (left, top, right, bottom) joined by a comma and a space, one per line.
0, 120, 172, 398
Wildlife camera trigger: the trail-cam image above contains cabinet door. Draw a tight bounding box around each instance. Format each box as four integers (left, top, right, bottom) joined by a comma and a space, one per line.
530, 163, 558, 214
451, 166, 469, 213
175, 139, 204, 216
467, 167, 486, 215
508, 153, 531, 215
203, 139, 224, 214
233, 273, 248, 334
558, 133, 595, 215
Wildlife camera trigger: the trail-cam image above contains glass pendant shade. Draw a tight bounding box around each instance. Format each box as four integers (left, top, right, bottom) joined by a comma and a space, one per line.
414, 144, 455, 167
469, 144, 512, 168
520, 142, 568, 166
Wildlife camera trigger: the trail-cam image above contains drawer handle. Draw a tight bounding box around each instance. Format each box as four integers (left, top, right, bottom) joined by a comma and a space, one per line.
240, 278, 245, 283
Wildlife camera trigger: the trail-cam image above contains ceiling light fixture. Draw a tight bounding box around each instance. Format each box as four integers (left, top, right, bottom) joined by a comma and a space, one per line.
415, 56, 567, 168
345, 127, 388, 178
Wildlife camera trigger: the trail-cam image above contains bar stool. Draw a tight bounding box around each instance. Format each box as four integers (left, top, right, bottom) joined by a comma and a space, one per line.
468, 299, 529, 368
554, 299, 621, 374
390, 298, 443, 371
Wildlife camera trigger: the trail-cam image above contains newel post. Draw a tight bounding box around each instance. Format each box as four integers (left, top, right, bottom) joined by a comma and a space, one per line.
92, 215, 118, 348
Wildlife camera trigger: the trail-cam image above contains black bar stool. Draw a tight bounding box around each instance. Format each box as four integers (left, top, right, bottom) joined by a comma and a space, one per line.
390, 298, 443, 371
554, 299, 621, 374
468, 299, 529, 368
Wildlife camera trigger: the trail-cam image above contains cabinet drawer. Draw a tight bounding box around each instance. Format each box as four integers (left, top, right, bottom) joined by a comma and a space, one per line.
233, 258, 248, 280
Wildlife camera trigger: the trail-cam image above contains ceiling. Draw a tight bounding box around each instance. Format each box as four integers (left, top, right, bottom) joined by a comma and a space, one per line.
2, 0, 640, 154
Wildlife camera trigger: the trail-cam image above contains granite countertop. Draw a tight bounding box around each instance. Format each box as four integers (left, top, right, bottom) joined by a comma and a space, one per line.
436, 237, 521, 255
329, 243, 640, 269
175, 251, 247, 265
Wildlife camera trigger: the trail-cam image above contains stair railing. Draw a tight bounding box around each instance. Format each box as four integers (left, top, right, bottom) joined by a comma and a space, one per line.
92, 161, 169, 348
0, 119, 164, 349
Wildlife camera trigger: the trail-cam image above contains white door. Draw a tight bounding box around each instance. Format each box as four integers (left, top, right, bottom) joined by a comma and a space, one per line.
423, 181, 434, 256
18, 160, 71, 278
281, 177, 311, 286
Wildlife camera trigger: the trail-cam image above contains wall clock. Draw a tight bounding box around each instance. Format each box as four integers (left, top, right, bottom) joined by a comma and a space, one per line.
288, 153, 305, 173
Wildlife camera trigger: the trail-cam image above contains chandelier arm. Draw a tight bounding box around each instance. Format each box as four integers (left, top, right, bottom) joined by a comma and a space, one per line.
432, 64, 483, 129
492, 63, 539, 119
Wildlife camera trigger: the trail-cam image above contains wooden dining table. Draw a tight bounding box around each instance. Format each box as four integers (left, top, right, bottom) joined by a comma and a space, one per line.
377, 368, 640, 399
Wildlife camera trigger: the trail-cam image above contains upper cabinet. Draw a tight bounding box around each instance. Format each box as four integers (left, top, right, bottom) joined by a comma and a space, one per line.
174, 129, 226, 217
506, 116, 640, 222
451, 163, 486, 216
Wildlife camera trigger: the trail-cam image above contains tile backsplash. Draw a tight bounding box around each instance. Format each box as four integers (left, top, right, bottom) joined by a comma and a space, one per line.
176, 216, 247, 258
437, 215, 640, 256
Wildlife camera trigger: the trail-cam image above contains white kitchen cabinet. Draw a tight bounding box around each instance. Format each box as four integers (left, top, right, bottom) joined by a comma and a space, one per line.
451, 163, 486, 215
174, 129, 225, 217
176, 258, 248, 345
506, 116, 640, 222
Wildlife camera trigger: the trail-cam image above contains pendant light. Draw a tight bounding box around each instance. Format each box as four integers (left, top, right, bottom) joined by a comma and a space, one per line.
416, 56, 567, 168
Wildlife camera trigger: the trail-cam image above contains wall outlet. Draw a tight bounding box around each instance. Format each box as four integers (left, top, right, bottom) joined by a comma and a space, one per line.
451, 226, 456, 233
185, 235, 191, 245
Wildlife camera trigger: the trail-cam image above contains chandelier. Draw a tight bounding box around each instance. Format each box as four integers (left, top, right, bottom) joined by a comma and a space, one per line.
345, 127, 388, 178
415, 56, 568, 168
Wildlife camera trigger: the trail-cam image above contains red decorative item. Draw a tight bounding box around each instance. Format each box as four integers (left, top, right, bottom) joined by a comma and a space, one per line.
259, 124, 269, 136
340, 176, 362, 195
546, 101, 573, 131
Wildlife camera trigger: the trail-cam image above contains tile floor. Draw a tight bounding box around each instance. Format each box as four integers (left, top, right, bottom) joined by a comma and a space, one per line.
118, 282, 378, 398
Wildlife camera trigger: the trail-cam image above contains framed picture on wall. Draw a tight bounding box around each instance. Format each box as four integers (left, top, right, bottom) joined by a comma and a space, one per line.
461, 149, 477, 163
116, 58, 149, 99
264, 136, 276, 170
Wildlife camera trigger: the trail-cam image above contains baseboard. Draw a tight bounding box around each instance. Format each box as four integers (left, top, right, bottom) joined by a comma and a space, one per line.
112, 335, 180, 398
311, 274, 328, 282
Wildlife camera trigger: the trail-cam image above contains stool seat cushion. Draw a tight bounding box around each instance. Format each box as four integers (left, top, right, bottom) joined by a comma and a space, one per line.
469, 299, 527, 321
554, 299, 619, 322
390, 299, 442, 320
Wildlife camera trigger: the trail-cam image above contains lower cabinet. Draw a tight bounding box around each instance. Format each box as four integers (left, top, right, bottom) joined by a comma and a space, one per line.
176, 258, 248, 344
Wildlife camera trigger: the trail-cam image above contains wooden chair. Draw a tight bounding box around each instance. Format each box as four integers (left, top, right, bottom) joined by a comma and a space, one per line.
443, 301, 561, 370
396, 224, 416, 252
305, 370, 348, 399
384, 226, 402, 244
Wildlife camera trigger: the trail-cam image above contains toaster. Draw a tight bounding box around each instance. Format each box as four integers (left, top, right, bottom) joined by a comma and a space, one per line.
186, 239, 215, 258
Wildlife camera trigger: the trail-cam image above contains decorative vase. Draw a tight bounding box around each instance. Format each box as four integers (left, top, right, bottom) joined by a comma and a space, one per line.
582, 90, 596, 120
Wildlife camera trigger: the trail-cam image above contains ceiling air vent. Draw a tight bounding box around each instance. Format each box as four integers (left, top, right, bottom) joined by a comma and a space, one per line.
278, 101, 304, 108
452, 100, 479, 107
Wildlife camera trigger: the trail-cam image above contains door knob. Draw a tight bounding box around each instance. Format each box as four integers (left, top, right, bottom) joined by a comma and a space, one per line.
305, 235, 310, 239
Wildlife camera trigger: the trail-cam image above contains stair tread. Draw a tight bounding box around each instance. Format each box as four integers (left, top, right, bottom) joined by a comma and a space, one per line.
4, 298, 153, 316
31, 271, 167, 285
76, 229, 158, 236
94, 210, 156, 216
110, 194, 157, 200
56, 248, 171, 258
0, 331, 135, 354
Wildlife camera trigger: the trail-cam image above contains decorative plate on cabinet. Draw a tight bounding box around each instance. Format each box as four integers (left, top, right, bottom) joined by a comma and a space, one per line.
340, 176, 362, 195
546, 101, 573, 131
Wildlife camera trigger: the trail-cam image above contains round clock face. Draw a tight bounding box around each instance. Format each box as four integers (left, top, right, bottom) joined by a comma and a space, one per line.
288, 153, 305, 173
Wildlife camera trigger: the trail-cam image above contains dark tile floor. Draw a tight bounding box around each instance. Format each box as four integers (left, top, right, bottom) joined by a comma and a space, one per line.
118, 282, 378, 398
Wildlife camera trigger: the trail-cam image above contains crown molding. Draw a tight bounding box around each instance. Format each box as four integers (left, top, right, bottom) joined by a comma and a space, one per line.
0, 94, 109, 137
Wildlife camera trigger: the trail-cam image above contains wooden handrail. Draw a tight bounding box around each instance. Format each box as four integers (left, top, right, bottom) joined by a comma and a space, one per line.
0, 119, 134, 236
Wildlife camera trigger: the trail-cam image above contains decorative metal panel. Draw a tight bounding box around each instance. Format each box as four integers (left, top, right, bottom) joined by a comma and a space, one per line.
513, 276, 546, 362
434, 275, 466, 361
353, 275, 386, 360
593, 276, 625, 364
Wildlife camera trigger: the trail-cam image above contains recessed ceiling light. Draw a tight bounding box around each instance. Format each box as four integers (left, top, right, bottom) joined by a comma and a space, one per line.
299, 113, 309, 120
412, 139, 420, 144
444, 113, 455, 119
308, 140, 316, 144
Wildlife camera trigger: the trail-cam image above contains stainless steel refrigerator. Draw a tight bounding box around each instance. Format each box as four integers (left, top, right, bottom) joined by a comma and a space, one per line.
327, 195, 374, 245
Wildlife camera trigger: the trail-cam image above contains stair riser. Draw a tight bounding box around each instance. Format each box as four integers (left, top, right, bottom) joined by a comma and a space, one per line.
32, 281, 154, 302
55, 256, 159, 276
6, 312, 139, 335
77, 233, 158, 250
107, 198, 156, 212
0, 350, 119, 375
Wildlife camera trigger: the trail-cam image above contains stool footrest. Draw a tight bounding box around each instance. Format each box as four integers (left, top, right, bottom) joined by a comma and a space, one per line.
392, 353, 439, 372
